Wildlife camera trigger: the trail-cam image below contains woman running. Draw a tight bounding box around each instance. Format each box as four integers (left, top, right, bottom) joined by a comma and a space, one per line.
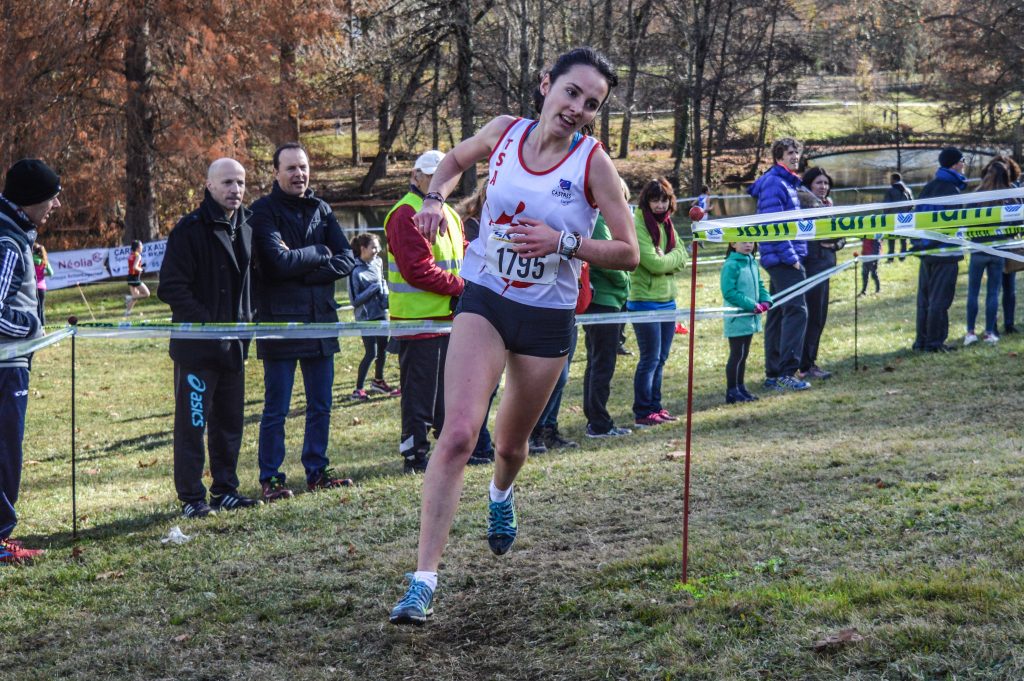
389, 46, 638, 625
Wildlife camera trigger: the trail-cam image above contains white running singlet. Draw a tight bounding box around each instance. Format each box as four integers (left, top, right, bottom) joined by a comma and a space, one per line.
461, 118, 602, 309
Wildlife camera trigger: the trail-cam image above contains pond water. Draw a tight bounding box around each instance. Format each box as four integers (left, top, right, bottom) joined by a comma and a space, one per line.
329, 148, 995, 236
709, 148, 993, 218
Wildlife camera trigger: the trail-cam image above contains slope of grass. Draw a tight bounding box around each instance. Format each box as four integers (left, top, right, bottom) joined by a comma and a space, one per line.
3, 251, 1023, 680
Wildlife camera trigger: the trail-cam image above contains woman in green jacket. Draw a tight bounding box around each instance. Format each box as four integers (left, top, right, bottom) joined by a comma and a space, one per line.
627, 178, 687, 427
720, 242, 773, 403
583, 179, 633, 437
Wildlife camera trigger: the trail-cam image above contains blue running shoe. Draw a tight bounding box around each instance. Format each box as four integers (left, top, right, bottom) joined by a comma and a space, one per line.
777, 375, 811, 391
487, 487, 518, 556
763, 377, 782, 392
389, 573, 434, 626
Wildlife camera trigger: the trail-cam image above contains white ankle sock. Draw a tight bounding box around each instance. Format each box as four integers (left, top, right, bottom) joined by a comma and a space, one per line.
489, 479, 512, 503
413, 571, 438, 591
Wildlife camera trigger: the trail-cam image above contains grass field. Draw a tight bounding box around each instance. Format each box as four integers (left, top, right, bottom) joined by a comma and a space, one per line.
3, 249, 1023, 680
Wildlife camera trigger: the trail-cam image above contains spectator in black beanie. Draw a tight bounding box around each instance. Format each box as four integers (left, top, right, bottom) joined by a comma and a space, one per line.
0, 158, 61, 565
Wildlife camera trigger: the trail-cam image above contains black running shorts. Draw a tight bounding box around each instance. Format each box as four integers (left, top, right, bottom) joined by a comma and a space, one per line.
456, 281, 575, 358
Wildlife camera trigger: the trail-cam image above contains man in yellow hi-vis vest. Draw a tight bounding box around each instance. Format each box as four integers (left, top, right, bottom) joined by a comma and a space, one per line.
385, 151, 465, 473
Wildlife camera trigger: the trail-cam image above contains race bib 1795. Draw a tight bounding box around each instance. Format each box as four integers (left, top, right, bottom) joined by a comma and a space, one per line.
484, 230, 560, 285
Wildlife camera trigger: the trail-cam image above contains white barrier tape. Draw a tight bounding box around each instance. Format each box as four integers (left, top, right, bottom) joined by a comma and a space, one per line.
0, 327, 75, 361
695, 187, 1024, 231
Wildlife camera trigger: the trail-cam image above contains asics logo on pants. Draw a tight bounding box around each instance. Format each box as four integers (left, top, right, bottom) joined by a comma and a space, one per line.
187, 374, 206, 427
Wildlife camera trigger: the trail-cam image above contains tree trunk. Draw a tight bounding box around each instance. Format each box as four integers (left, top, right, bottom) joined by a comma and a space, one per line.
689, 0, 712, 193
670, 79, 689, 191
431, 47, 441, 150
518, 0, 531, 116
360, 49, 434, 195
534, 0, 545, 74
377, 61, 393, 176
350, 93, 361, 166
618, 0, 652, 160
599, 0, 613, 150
455, 0, 478, 197
123, 1, 158, 244
749, 6, 778, 178
704, 0, 734, 183
277, 39, 300, 143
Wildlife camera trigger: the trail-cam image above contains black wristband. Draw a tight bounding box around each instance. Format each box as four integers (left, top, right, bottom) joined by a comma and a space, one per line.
423, 191, 445, 204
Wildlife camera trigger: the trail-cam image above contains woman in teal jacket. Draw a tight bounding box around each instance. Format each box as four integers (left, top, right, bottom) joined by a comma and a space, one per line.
720, 242, 772, 403
627, 178, 687, 426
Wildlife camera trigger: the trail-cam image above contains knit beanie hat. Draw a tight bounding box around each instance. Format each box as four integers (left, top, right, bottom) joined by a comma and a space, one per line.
3, 159, 61, 206
938, 147, 963, 169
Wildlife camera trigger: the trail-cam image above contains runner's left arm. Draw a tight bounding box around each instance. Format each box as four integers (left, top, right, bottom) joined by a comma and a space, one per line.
575, 150, 639, 271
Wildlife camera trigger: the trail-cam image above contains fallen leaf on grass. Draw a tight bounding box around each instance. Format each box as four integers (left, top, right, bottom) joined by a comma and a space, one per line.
95, 571, 124, 581
25, 460, 41, 466
172, 634, 191, 643
1009, 351, 1018, 358
71, 547, 85, 562
351, 417, 362, 426
813, 627, 864, 653
883, 365, 896, 372
138, 458, 158, 468
665, 451, 685, 461
885, 389, 902, 395
85, 468, 100, 476
138, 495, 151, 501
566, 405, 582, 414
875, 481, 888, 489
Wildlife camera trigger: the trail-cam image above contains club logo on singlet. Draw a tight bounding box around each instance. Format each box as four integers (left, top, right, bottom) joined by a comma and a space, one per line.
552, 178, 574, 205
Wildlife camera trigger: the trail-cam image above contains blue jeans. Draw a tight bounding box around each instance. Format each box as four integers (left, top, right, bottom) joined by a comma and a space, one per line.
537, 329, 578, 428
632, 319, 675, 418
258, 356, 334, 485
966, 252, 1003, 335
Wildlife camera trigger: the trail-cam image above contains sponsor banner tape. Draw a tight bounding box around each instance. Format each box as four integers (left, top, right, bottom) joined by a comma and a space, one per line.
697, 208, 1024, 243
694, 187, 1024, 233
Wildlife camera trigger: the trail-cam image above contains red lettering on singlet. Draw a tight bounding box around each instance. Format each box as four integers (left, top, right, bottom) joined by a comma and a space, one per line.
496, 152, 505, 167
490, 171, 498, 185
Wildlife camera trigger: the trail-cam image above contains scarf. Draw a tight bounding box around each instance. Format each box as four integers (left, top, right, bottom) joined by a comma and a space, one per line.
642, 205, 676, 254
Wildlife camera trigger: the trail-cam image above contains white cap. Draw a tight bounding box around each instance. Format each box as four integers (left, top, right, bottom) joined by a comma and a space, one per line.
414, 150, 445, 175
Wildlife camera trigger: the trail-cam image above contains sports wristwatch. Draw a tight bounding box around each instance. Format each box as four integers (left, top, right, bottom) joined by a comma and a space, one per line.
558, 231, 582, 259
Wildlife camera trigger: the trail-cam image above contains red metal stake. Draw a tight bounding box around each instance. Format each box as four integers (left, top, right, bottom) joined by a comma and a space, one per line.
682, 240, 699, 584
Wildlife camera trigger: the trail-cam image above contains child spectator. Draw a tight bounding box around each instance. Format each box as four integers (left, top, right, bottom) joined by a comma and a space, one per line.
720, 242, 772, 403
859, 236, 881, 296
347, 232, 398, 399
31, 243, 51, 326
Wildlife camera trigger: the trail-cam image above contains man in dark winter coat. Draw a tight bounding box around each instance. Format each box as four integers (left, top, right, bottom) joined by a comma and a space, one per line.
0, 159, 60, 565
158, 158, 261, 519
912, 147, 967, 353
251, 143, 356, 500
883, 172, 913, 260
749, 138, 811, 392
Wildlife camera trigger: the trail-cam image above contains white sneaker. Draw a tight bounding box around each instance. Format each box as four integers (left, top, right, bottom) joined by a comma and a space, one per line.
963, 333, 979, 346
982, 332, 1000, 344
